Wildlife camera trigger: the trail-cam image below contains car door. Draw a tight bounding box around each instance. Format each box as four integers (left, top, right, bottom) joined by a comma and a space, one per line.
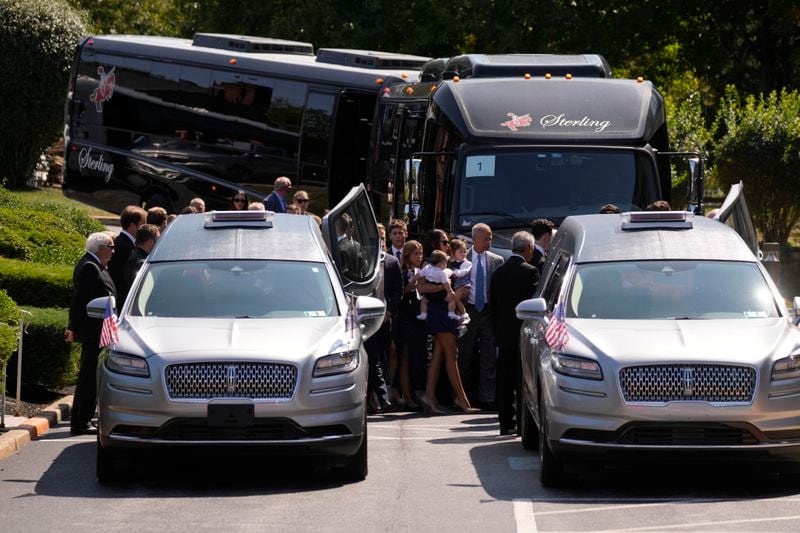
321, 183, 382, 296
528, 252, 572, 422
715, 181, 759, 257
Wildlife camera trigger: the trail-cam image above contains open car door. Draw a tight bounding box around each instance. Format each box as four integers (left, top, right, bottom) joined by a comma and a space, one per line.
321, 184, 382, 296
715, 181, 760, 257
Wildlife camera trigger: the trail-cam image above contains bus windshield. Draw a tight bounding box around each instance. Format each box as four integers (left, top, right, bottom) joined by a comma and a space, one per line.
457, 148, 659, 229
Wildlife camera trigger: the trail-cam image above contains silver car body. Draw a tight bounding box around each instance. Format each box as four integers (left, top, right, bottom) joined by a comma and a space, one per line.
94, 186, 384, 466
519, 212, 800, 463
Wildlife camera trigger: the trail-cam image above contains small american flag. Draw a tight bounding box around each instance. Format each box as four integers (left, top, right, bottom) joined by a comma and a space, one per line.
99, 297, 119, 348
545, 301, 569, 351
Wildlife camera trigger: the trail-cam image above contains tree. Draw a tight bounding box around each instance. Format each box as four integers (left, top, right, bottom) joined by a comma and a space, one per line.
0, 0, 87, 188
714, 87, 800, 244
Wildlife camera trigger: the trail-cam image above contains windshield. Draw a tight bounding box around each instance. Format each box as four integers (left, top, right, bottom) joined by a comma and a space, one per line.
129, 260, 338, 318
458, 149, 658, 229
567, 261, 778, 320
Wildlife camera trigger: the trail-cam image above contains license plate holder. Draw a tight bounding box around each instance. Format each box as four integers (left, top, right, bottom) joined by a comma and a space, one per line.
207, 404, 255, 427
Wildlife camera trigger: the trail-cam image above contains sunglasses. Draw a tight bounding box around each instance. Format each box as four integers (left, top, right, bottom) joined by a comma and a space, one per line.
441, 239, 449, 245
233, 198, 246, 203
296, 198, 309, 203
104, 244, 115, 249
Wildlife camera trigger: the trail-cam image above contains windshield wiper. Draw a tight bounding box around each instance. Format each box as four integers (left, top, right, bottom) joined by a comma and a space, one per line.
460, 211, 531, 227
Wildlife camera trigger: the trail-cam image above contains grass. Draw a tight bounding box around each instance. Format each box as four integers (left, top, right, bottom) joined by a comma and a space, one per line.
13, 187, 115, 217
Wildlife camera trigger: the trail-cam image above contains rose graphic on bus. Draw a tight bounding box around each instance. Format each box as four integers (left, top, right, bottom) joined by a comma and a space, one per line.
89, 66, 116, 113
500, 112, 533, 131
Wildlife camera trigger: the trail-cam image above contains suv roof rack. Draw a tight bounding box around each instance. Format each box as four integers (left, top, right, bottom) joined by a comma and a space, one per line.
621, 211, 694, 231
192, 33, 314, 55
316, 48, 430, 70
205, 210, 274, 228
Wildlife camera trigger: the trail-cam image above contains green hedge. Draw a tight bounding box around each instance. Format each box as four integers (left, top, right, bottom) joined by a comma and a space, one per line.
0, 257, 73, 308
6, 307, 78, 389
0, 188, 103, 265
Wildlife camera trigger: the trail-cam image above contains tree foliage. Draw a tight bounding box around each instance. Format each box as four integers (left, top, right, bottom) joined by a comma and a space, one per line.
715, 87, 800, 244
0, 0, 86, 188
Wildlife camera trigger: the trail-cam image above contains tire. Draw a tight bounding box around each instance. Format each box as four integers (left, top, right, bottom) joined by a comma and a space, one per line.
538, 401, 566, 487
520, 398, 539, 451
339, 418, 368, 482
96, 437, 122, 483
144, 192, 173, 213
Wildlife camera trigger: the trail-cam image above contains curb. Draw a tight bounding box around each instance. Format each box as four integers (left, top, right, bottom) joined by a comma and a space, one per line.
0, 395, 73, 462
92, 215, 118, 226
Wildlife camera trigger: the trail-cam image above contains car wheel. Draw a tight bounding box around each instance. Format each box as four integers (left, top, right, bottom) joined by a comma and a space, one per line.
520, 398, 539, 451
96, 437, 122, 483
145, 192, 173, 213
339, 416, 368, 482
538, 401, 566, 487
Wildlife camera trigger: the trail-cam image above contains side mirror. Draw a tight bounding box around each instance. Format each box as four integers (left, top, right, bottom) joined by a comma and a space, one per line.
793, 296, 800, 326
356, 295, 386, 340
86, 296, 113, 319
688, 157, 704, 214
403, 158, 422, 216
516, 298, 548, 321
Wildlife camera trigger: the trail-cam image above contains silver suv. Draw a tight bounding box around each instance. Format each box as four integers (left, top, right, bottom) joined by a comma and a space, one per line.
516, 188, 800, 486
87, 185, 385, 482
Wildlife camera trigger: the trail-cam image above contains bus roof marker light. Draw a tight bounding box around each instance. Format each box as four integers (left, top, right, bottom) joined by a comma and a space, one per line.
566, 73, 572, 80
453, 76, 460, 83
229, 58, 237, 65
545, 73, 551, 79
524, 73, 531, 80
87, 38, 94, 46
405, 87, 414, 95
637, 76, 644, 83
401, 73, 408, 79
375, 78, 384, 85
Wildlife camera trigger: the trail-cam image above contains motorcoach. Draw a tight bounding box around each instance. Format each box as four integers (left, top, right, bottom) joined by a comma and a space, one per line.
62, 33, 428, 214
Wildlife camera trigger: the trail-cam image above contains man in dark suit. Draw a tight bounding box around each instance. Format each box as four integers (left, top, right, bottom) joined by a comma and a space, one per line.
365, 247, 403, 412
65, 232, 117, 435
263, 176, 292, 213
107, 205, 146, 307
457, 223, 504, 409
120, 224, 160, 308
530, 218, 555, 275
490, 231, 540, 435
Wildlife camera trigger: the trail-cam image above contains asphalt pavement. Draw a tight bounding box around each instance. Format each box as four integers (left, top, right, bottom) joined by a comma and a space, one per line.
2, 412, 800, 532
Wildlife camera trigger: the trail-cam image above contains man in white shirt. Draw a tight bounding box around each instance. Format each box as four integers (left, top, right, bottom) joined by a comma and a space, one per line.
458, 223, 504, 409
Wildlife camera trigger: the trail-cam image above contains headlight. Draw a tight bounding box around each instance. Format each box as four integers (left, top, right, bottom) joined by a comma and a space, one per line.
106, 351, 150, 377
552, 354, 603, 381
313, 351, 359, 377
772, 355, 800, 381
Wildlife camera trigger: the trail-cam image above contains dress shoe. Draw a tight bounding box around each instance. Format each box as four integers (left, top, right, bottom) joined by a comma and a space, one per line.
379, 403, 403, 414
453, 400, 481, 413
499, 425, 518, 436
70, 423, 97, 436
419, 395, 445, 415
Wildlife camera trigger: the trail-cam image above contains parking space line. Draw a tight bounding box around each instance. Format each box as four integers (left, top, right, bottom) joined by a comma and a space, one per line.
597, 514, 800, 531
513, 499, 538, 533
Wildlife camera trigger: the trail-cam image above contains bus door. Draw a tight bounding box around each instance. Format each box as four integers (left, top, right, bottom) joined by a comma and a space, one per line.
330, 90, 377, 205
298, 90, 337, 213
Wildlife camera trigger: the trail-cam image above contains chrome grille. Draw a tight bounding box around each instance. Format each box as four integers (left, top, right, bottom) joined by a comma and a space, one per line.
619, 364, 756, 403
165, 362, 298, 400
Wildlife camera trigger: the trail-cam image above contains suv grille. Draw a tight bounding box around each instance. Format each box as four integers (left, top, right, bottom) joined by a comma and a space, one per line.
165, 362, 298, 400
619, 364, 756, 403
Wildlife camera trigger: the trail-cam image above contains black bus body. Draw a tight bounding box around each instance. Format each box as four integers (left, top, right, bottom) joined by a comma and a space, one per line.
62, 33, 428, 214
368, 71, 672, 251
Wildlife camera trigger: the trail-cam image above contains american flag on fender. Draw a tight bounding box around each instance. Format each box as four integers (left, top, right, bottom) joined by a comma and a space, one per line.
99, 297, 119, 348
545, 301, 569, 351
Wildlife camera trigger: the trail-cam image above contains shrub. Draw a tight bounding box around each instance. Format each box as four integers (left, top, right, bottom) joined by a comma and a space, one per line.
0, 188, 103, 264
0, 289, 20, 377
0, 0, 87, 188
714, 87, 800, 244
5, 307, 79, 389
0, 257, 73, 308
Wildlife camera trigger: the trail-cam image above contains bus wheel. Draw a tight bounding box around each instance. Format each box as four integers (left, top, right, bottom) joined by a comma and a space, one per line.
145, 192, 173, 213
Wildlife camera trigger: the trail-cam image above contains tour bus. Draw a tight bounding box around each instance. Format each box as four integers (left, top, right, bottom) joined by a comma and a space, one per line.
62, 33, 428, 214
366, 54, 712, 253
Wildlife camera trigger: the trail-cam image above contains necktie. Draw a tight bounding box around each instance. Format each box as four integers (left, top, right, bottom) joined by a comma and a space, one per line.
475, 253, 485, 311
395, 250, 401, 262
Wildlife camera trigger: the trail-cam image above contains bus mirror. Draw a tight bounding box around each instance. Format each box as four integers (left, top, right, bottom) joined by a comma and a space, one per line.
689, 157, 704, 214
404, 201, 420, 221
403, 158, 421, 198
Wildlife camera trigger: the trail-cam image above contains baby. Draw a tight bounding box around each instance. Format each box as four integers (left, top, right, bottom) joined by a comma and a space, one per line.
416, 247, 471, 322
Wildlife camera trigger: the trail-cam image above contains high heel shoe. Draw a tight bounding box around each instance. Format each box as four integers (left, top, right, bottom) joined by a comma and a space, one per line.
453, 399, 481, 414
419, 395, 444, 415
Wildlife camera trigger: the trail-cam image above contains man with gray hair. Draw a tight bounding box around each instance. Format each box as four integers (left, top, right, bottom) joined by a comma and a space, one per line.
189, 197, 205, 213
490, 230, 540, 435
65, 232, 117, 435
458, 222, 504, 409
263, 176, 292, 213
